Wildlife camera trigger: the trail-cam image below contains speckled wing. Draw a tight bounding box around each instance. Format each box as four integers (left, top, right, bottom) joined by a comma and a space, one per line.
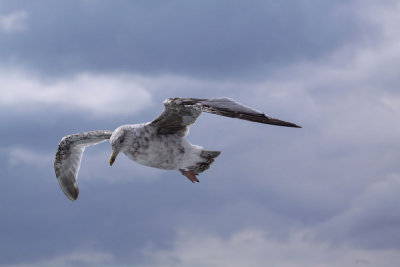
151, 97, 301, 135
54, 130, 113, 201
150, 98, 204, 136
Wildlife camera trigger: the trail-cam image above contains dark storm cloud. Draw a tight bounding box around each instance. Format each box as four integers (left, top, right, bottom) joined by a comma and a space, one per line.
0, 0, 367, 78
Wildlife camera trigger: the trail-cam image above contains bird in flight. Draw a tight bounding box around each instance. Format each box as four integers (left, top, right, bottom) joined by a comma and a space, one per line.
54, 97, 301, 201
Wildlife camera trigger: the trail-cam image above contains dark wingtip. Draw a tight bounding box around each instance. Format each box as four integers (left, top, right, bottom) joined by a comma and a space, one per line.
67, 192, 78, 202
241, 113, 301, 128
266, 117, 302, 128
66, 183, 79, 201
279, 122, 302, 128
57, 178, 79, 201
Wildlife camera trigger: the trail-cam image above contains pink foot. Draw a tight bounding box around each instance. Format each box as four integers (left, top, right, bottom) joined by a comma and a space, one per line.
179, 169, 199, 183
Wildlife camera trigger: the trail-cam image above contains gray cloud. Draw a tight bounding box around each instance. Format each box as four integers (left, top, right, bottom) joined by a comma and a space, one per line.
314, 174, 400, 249
1, 0, 400, 266
0, 0, 370, 79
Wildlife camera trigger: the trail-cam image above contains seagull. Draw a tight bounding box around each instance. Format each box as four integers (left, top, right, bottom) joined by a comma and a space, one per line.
54, 97, 301, 201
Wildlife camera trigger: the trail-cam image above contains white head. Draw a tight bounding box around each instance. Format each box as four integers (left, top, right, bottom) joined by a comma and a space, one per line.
109, 126, 128, 166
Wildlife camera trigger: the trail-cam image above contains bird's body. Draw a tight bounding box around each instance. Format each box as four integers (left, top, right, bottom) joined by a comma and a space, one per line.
119, 123, 186, 170
55, 97, 301, 201
112, 123, 215, 171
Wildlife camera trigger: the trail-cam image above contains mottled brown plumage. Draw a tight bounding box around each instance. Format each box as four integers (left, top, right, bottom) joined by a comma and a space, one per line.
54, 97, 301, 201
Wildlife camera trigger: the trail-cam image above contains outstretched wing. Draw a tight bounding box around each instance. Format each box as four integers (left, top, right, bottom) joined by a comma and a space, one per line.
150, 97, 301, 136
54, 130, 113, 201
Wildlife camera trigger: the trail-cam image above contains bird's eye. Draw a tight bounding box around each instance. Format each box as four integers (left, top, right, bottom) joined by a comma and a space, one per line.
119, 138, 124, 144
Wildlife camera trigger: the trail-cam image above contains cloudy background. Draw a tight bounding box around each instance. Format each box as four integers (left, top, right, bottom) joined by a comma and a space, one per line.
1, 0, 400, 266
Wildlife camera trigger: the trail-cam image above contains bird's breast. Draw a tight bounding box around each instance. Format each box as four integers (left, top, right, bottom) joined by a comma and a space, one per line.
124, 129, 186, 170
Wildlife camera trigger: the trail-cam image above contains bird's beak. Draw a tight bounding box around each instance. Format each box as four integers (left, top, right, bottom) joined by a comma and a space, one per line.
109, 151, 118, 166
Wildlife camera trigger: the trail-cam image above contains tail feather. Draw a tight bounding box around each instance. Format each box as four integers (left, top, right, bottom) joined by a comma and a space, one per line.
189, 150, 221, 174
200, 150, 221, 159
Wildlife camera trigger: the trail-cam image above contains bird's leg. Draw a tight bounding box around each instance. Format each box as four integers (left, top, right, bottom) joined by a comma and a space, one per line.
179, 169, 199, 183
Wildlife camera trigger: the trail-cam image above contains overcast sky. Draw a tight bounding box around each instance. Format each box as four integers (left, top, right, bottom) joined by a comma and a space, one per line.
1, 0, 400, 266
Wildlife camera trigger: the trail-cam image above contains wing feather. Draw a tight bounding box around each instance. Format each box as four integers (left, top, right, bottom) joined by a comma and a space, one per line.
150, 98, 203, 136
196, 97, 302, 127
54, 130, 113, 201
150, 97, 301, 135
